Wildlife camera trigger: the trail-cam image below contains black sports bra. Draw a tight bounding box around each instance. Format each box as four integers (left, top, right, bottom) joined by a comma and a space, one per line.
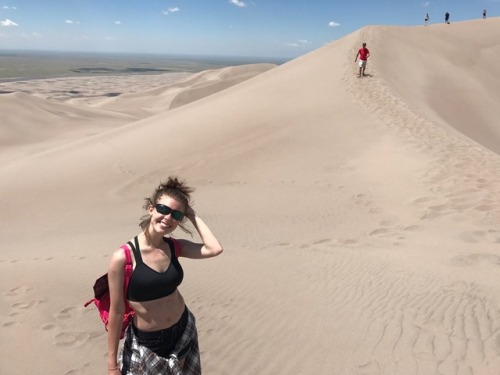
127, 236, 184, 302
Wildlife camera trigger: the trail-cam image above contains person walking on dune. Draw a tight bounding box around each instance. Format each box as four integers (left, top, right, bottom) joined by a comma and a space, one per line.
424, 13, 429, 26
355, 42, 370, 77
483, 9, 487, 19
445, 12, 450, 24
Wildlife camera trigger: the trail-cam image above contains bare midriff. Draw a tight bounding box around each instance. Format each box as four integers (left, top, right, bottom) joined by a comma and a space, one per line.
129, 289, 185, 331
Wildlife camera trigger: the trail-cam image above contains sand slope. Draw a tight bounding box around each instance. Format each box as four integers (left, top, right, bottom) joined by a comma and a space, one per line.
93, 63, 277, 116
1, 19, 500, 375
0, 64, 275, 167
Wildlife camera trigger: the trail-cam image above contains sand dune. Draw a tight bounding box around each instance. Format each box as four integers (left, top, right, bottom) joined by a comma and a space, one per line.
92, 63, 276, 117
1, 18, 500, 375
0, 92, 135, 144
369, 18, 500, 154
0, 64, 275, 167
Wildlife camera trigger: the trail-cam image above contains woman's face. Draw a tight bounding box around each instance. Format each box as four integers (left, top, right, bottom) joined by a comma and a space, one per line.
148, 194, 185, 235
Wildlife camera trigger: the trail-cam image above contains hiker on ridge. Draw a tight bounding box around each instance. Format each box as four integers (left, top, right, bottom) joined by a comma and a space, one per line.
354, 42, 370, 77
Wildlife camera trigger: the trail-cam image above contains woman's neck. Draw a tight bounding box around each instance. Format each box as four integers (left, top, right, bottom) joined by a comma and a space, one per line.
142, 230, 164, 248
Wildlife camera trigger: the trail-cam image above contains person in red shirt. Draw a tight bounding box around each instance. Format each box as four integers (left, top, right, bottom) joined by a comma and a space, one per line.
354, 42, 370, 77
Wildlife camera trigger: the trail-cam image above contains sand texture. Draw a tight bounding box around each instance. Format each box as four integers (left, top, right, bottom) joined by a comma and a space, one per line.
1, 19, 500, 375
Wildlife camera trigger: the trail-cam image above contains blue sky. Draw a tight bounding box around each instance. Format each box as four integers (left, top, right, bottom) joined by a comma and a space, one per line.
0, 0, 498, 58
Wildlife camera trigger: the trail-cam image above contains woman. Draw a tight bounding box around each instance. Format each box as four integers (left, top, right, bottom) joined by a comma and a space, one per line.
106, 177, 223, 374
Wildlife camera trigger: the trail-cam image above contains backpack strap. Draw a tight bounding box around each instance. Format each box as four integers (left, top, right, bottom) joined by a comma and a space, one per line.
165, 237, 182, 258
120, 242, 134, 302
122, 243, 133, 265
172, 238, 182, 258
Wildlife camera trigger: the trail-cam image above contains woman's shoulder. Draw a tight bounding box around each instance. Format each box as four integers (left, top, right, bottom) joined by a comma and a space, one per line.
109, 239, 135, 269
109, 247, 126, 266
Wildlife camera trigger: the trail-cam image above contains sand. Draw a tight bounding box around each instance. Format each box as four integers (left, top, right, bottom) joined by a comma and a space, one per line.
1, 18, 500, 375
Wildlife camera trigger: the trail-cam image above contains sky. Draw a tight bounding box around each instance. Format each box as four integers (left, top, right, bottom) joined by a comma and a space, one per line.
0, 0, 498, 59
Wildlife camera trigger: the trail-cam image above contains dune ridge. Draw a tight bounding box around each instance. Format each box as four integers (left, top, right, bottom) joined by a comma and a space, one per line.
1, 19, 500, 375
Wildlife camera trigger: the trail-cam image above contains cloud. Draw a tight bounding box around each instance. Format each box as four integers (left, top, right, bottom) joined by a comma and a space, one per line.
162, 7, 180, 15
328, 21, 340, 27
2, 6, 17, 10
114, 21, 122, 25
230, 0, 247, 7
19, 32, 43, 39
65, 20, 81, 25
423, 2, 430, 7
1, 19, 18, 26
284, 39, 311, 48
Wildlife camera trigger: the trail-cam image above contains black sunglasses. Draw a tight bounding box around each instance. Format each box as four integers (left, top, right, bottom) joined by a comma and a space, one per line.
155, 204, 185, 221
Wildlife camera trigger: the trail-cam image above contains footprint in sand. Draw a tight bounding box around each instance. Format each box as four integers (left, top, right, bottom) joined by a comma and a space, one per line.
312, 238, 332, 245
3, 285, 33, 297
12, 299, 44, 310
403, 225, 423, 232
369, 228, 392, 237
412, 196, 434, 205
474, 204, 494, 212
54, 332, 92, 348
56, 306, 78, 320
450, 253, 500, 267
458, 230, 500, 244
63, 362, 92, 375
2, 321, 16, 327
379, 220, 394, 226
42, 323, 56, 330
205, 328, 215, 336
353, 193, 373, 208
274, 242, 291, 247
337, 238, 358, 245
368, 223, 421, 242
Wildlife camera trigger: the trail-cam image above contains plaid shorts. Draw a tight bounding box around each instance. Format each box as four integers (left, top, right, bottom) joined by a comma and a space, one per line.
120, 308, 201, 374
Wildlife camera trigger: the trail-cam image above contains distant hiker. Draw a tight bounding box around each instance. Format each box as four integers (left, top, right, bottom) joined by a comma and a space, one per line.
354, 42, 370, 77
424, 13, 429, 26
483, 9, 487, 19
445, 12, 450, 24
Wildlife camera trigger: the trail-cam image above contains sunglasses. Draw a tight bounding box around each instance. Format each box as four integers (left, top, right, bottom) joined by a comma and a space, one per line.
155, 204, 185, 221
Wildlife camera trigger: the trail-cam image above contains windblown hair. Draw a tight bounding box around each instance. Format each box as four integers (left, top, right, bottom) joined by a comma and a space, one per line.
139, 176, 194, 235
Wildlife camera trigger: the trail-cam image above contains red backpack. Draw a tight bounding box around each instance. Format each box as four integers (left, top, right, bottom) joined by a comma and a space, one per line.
84, 243, 134, 339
